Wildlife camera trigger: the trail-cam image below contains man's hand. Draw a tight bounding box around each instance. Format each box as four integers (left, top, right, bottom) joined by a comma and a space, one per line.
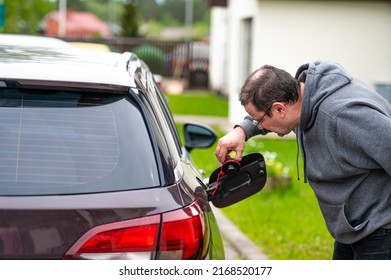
215, 126, 246, 163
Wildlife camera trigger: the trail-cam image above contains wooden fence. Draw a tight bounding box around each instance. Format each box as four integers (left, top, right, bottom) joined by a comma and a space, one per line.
61, 37, 210, 89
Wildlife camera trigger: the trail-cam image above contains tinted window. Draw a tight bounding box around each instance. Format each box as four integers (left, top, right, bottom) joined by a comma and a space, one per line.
146, 81, 182, 160
153, 82, 183, 155
0, 89, 159, 195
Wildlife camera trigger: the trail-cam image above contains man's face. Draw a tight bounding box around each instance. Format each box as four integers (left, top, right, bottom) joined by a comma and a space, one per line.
244, 102, 297, 137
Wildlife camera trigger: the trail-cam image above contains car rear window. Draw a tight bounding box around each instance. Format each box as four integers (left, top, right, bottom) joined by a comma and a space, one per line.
0, 88, 159, 195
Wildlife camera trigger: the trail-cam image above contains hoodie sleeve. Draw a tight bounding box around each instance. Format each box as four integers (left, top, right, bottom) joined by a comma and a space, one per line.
235, 116, 269, 141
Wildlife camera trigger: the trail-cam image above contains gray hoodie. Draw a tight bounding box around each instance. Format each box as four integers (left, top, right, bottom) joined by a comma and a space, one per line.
239, 60, 391, 244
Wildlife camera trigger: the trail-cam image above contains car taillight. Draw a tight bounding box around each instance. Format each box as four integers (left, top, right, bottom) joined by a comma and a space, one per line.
63, 200, 209, 260
158, 200, 209, 260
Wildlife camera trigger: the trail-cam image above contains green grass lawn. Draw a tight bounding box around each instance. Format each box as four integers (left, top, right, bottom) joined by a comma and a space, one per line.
170, 91, 334, 259
165, 91, 228, 117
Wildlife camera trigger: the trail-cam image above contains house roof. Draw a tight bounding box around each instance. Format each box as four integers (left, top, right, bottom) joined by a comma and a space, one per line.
43, 10, 112, 38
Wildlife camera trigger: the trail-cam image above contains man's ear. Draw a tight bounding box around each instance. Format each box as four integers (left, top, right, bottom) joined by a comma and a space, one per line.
272, 102, 286, 117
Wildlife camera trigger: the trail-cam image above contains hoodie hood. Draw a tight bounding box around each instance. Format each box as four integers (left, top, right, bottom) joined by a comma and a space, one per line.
298, 61, 352, 131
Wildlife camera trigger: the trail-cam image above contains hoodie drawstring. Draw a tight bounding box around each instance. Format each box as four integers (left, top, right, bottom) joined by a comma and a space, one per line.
296, 133, 300, 181
296, 130, 308, 183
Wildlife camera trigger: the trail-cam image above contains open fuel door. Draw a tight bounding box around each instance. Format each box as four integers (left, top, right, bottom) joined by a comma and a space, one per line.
207, 153, 267, 208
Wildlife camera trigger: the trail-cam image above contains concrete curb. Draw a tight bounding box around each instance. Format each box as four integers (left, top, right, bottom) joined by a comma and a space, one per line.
173, 115, 296, 139
173, 115, 233, 132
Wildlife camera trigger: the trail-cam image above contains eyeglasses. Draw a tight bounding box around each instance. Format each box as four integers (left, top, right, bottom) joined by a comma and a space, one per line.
252, 105, 272, 129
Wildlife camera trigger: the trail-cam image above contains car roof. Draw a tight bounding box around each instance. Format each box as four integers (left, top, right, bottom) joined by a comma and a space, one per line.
0, 36, 142, 92
0, 34, 74, 48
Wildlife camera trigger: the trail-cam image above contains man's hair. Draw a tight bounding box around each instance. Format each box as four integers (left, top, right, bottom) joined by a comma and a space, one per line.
239, 65, 300, 115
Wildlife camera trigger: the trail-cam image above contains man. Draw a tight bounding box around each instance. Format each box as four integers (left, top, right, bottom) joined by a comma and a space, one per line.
215, 61, 391, 259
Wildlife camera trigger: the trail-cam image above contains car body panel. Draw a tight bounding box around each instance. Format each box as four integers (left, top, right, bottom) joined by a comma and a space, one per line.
0, 185, 187, 211
0, 35, 265, 260
0, 37, 220, 260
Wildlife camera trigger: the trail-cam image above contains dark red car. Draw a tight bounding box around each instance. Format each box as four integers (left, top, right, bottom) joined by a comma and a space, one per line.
0, 35, 266, 260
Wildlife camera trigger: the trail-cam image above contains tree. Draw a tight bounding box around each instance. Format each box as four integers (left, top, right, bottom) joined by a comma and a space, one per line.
2, 0, 55, 34
159, 0, 208, 24
137, 0, 209, 26
67, 0, 87, 11
120, 2, 139, 37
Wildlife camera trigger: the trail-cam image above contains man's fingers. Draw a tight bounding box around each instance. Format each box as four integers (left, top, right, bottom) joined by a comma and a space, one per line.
215, 144, 228, 163
215, 127, 246, 163
215, 139, 232, 163
233, 150, 243, 162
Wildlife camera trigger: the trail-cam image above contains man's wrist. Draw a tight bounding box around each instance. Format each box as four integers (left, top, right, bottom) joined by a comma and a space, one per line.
235, 116, 269, 140
235, 116, 255, 141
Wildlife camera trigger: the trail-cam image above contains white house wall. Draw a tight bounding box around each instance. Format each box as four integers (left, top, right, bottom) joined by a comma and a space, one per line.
220, 0, 391, 125
209, 7, 228, 93
226, 0, 262, 124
